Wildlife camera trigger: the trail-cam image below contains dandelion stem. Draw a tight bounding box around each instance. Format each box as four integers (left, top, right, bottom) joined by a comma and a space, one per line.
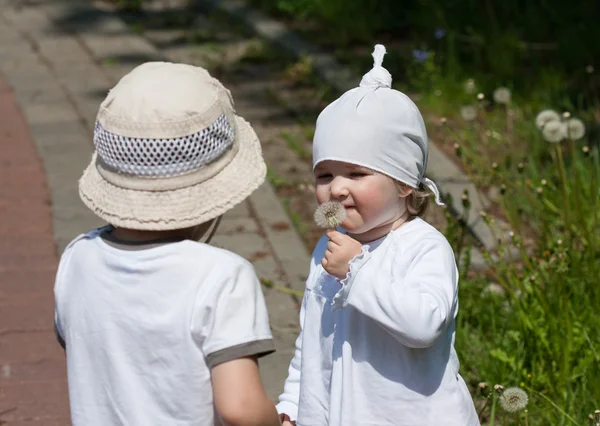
568, 138, 582, 230
489, 391, 497, 426
523, 386, 580, 426
476, 397, 489, 421
554, 144, 570, 228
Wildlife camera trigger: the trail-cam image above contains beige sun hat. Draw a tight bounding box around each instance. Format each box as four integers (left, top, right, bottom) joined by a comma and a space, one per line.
79, 62, 266, 230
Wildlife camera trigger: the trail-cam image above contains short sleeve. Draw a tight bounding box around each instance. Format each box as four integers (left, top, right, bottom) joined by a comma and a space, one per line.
192, 260, 275, 369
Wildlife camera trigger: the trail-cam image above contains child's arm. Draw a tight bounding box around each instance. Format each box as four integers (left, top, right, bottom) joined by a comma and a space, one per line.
329, 233, 457, 348
212, 356, 281, 426
193, 259, 280, 425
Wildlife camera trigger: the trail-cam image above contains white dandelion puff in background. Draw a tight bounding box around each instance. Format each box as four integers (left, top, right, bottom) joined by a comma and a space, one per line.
535, 109, 561, 129
493, 87, 512, 104
460, 105, 477, 121
314, 201, 347, 229
499, 387, 529, 413
465, 78, 476, 94
542, 120, 567, 143
566, 118, 586, 140
484, 283, 506, 296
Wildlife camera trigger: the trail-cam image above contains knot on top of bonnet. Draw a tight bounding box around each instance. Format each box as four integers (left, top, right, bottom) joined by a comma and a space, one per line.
359, 44, 393, 89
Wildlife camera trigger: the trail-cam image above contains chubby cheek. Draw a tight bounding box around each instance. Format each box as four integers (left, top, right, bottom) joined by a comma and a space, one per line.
355, 184, 400, 221
315, 184, 329, 205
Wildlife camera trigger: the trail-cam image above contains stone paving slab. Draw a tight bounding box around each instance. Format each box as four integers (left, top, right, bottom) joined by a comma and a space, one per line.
0, 0, 307, 416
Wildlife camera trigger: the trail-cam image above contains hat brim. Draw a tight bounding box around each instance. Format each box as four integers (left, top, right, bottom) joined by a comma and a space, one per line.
79, 116, 266, 230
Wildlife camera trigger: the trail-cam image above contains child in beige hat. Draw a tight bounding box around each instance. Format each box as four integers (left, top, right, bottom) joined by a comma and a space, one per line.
54, 62, 281, 426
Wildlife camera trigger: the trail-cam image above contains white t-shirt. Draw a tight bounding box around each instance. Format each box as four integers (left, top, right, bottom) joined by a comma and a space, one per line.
277, 218, 480, 426
54, 227, 274, 426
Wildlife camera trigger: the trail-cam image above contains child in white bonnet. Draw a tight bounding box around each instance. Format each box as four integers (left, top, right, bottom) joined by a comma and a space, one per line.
277, 45, 480, 425
54, 62, 281, 426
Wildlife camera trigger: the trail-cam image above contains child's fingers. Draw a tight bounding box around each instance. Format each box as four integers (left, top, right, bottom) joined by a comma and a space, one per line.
327, 240, 338, 252
325, 229, 346, 244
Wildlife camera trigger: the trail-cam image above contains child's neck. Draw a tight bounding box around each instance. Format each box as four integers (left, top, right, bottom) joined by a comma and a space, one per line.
109, 220, 215, 243
348, 210, 413, 244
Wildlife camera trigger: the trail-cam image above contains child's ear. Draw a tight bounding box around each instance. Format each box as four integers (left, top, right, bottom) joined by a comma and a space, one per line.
398, 186, 414, 198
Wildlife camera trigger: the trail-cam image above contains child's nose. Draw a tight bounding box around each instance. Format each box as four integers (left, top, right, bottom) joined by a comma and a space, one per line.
330, 176, 349, 198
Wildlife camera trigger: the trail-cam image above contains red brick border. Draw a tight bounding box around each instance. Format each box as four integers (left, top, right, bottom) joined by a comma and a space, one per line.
0, 75, 70, 424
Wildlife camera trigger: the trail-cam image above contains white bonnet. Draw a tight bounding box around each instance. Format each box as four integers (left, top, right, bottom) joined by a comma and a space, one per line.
312, 45, 443, 205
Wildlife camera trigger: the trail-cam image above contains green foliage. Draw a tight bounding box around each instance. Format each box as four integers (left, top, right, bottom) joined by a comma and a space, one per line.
247, 0, 599, 105
447, 98, 600, 424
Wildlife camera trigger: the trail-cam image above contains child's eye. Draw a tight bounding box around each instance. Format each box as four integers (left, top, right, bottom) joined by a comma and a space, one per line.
350, 172, 366, 178
316, 173, 332, 180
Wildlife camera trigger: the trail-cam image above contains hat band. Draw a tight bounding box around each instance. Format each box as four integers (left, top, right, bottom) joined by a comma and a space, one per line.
96, 117, 240, 192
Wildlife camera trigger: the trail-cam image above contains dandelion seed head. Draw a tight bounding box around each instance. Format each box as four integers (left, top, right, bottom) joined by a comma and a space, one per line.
542, 120, 567, 143
586, 65, 595, 73
562, 111, 571, 119
500, 387, 529, 413
465, 78, 476, 94
494, 384, 505, 391
440, 117, 447, 124
478, 382, 488, 389
492, 162, 498, 169
493, 87, 511, 104
583, 146, 590, 154
460, 105, 477, 121
536, 187, 543, 194
541, 179, 547, 185
477, 92, 485, 100
535, 109, 560, 129
434, 89, 442, 97
314, 201, 347, 229
566, 118, 585, 140
484, 283, 506, 296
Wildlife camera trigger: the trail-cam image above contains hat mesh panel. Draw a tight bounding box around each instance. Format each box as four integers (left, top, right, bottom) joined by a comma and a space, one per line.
94, 114, 234, 178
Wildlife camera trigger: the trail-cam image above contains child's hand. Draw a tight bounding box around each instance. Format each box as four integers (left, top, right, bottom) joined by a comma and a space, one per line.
322, 230, 363, 279
280, 413, 296, 425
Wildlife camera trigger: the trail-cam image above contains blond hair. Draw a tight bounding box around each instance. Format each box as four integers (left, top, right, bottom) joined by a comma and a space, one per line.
395, 181, 431, 217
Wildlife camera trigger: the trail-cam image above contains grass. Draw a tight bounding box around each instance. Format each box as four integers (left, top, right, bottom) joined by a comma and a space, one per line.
281, 196, 308, 237
266, 166, 287, 190
439, 94, 600, 424
281, 130, 311, 160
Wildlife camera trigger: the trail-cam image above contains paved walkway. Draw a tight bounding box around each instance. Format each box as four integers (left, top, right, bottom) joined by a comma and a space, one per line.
0, 73, 70, 425
0, 0, 308, 422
